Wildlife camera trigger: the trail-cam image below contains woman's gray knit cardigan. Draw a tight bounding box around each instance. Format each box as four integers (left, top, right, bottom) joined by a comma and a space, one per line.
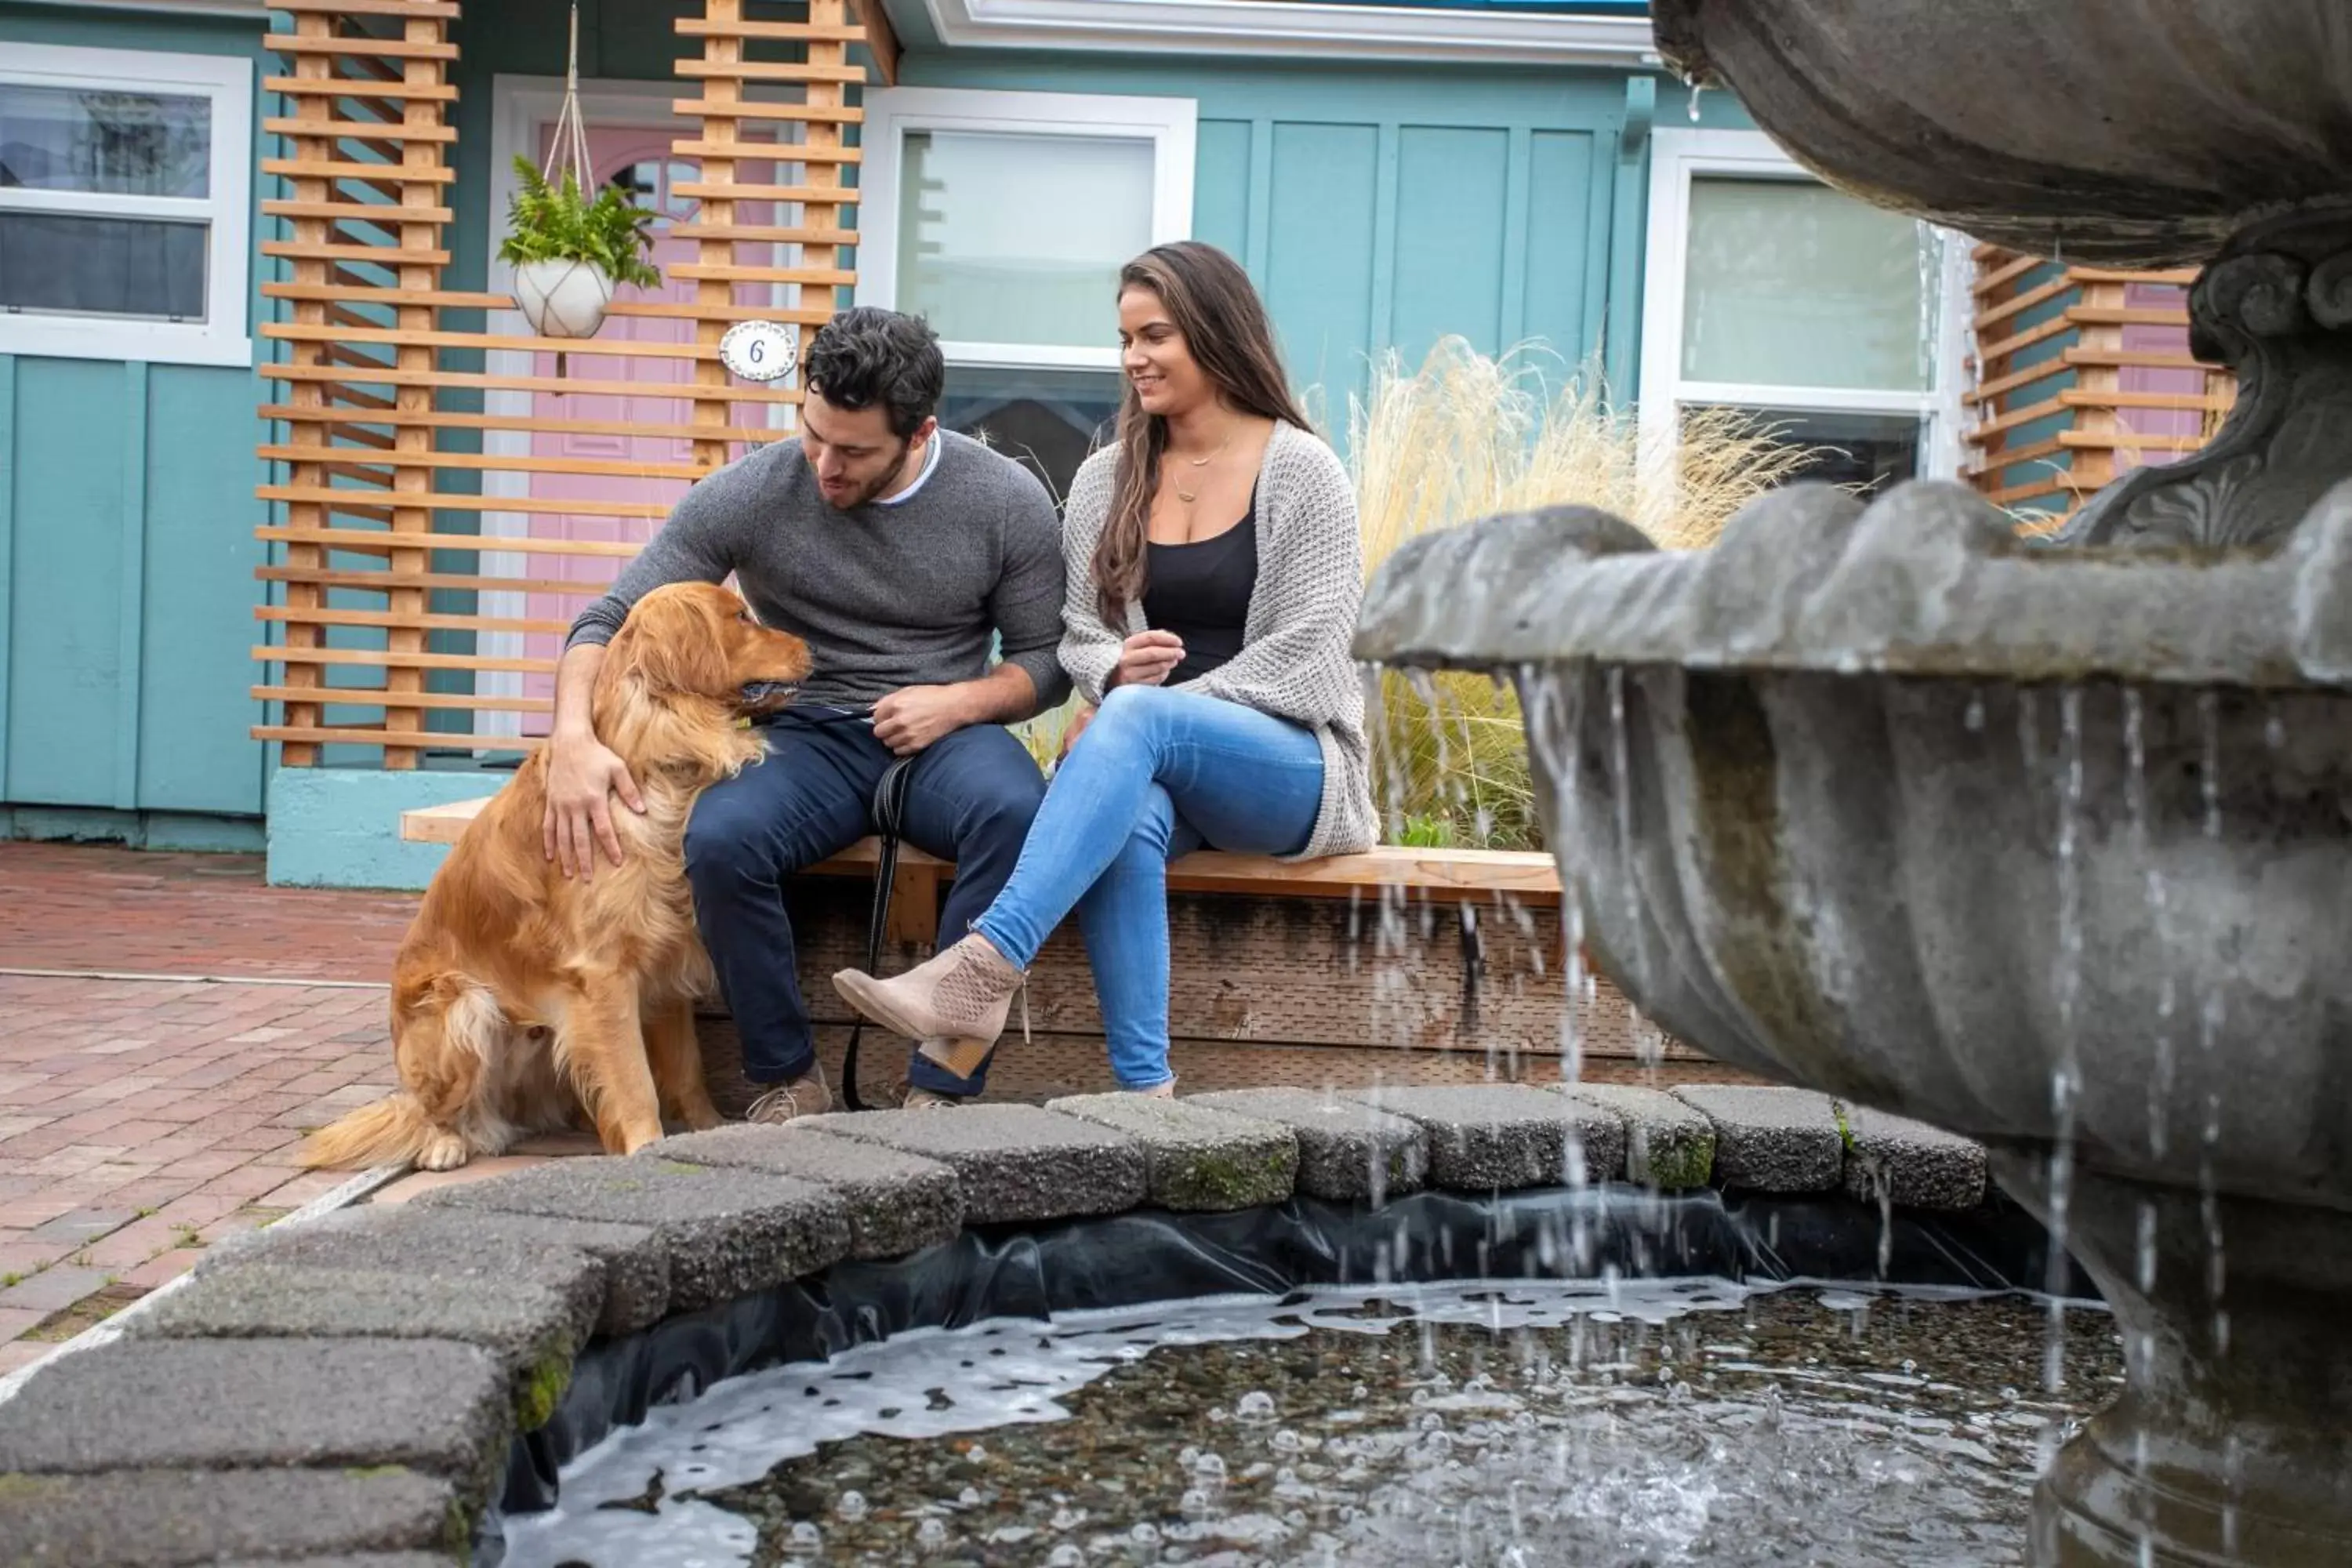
1056, 420, 1377, 860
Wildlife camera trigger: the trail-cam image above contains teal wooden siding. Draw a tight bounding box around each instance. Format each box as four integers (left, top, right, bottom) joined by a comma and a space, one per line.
898, 51, 1650, 421
0, 5, 270, 829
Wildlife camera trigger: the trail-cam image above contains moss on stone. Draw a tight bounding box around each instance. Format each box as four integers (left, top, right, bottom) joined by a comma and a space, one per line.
513, 1338, 576, 1432
1639, 1131, 1717, 1192
1164, 1145, 1294, 1211
442, 1493, 478, 1562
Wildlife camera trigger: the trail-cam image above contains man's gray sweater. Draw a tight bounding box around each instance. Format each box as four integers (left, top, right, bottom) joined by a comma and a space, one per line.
567, 430, 1072, 714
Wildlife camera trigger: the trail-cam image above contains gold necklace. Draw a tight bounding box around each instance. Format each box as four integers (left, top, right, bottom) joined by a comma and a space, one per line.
1171, 430, 1233, 503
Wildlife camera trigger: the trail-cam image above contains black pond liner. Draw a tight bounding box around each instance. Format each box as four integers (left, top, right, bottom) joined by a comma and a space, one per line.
477, 1181, 2091, 1560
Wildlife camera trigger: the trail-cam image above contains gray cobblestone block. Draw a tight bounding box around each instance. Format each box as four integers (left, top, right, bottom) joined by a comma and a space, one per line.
1349, 1084, 1627, 1192
1186, 1089, 1428, 1203
132, 1263, 583, 1431
647, 1123, 964, 1258
0, 1338, 509, 1495
207, 1202, 667, 1338
1046, 1094, 1298, 1211
1557, 1083, 1719, 1189
800, 1105, 1146, 1225
416, 1156, 850, 1312
1671, 1085, 1845, 1192
1839, 1103, 1990, 1210
0, 1466, 463, 1568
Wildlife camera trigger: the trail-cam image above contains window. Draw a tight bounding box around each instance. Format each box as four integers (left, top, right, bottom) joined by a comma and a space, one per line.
0, 44, 252, 367
1640, 129, 1968, 495
858, 87, 1196, 497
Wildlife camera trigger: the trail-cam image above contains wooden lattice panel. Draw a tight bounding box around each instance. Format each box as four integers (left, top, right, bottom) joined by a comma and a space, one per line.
251, 0, 884, 765
256, 0, 461, 767
1964, 244, 2236, 528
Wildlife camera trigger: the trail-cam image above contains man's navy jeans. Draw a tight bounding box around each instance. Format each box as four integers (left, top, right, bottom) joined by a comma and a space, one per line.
682, 707, 1045, 1098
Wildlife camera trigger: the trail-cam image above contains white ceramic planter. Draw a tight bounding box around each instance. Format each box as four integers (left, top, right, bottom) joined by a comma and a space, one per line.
511, 258, 615, 339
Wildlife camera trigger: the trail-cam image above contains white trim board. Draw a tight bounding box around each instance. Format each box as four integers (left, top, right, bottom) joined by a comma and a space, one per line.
0, 42, 254, 368
856, 85, 1196, 372
9, 0, 263, 14
925, 0, 1661, 67
1638, 127, 1971, 485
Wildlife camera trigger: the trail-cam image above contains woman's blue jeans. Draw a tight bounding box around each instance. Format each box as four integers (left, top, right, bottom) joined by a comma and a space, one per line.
973, 684, 1325, 1089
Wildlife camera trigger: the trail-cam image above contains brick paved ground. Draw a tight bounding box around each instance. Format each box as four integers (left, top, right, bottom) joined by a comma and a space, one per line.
0, 840, 1729, 1374
0, 842, 412, 981
0, 844, 409, 1375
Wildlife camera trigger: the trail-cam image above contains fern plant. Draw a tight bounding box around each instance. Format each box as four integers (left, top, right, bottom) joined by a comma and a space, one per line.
497, 154, 662, 289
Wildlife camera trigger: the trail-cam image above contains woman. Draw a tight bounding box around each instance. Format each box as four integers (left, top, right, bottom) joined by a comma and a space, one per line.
832, 240, 1376, 1097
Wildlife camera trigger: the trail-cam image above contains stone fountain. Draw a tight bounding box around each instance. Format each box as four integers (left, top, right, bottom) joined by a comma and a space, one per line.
1356, 4, 2352, 1564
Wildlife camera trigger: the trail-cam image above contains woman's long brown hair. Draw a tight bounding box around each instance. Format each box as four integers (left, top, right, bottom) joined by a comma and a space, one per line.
1092, 241, 1312, 628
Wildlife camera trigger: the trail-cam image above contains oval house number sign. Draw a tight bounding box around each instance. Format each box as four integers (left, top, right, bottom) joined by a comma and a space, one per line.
720, 319, 799, 383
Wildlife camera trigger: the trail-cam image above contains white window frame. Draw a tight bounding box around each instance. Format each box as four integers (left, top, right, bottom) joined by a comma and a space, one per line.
856, 85, 1196, 371
1639, 128, 1970, 482
0, 42, 252, 367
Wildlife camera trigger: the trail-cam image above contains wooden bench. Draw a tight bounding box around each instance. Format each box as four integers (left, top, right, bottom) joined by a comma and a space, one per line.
399, 794, 1560, 947
395, 793, 1706, 1104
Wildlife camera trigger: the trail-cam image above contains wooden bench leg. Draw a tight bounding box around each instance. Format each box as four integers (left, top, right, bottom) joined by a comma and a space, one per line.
886, 863, 940, 950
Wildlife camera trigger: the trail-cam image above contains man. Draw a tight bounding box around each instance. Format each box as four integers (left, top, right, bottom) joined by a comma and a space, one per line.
544, 307, 1069, 1119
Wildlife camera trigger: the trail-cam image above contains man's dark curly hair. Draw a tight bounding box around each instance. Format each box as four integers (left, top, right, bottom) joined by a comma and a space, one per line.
802, 307, 945, 439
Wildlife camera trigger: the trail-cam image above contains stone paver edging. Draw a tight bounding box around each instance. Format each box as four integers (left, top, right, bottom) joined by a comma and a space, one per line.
0, 1087, 1995, 1566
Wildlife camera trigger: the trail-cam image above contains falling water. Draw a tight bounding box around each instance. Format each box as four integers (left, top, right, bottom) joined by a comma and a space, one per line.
2193, 692, 2229, 1361
2198, 691, 2223, 842
1599, 667, 1669, 1066
1522, 664, 1591, 1085
1360, 662, 1419, 1057
2041, 686, 2089, 1394
1606, 669, 1644, 1000
2123, 689, 2177, 1163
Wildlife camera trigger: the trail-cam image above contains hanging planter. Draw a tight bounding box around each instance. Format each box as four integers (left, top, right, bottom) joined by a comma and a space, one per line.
497, 5, 659, 343
510, 256, 617, 340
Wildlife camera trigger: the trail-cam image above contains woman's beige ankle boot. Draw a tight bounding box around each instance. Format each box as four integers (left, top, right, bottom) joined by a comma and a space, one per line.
833, 933, 1026, 1079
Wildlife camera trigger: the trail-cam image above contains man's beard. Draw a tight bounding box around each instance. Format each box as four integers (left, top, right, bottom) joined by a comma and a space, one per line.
833, 439, 916, 510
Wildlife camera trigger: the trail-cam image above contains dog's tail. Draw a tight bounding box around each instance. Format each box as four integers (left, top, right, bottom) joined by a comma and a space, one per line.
296, 1093, 442, 1171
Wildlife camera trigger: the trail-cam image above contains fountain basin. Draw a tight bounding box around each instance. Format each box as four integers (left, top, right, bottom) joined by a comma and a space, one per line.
1356, 480, 2352, 1564
501, 1214, 2109, 1567
1357, 481, 2352, 1209
1649, 0, 2352, 268
0, 1092, 2035, 1566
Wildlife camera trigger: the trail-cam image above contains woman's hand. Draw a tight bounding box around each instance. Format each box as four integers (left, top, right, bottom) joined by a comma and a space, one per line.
1109, 630, 1185, 690
1058, 704, 1096, 760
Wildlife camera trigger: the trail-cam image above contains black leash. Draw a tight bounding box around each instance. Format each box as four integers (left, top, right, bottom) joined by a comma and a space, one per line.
840, 754, 915, 1111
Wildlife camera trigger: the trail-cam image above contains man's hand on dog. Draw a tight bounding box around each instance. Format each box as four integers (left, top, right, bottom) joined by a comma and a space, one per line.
872, 684, 975, 756
544, 729, 646, 880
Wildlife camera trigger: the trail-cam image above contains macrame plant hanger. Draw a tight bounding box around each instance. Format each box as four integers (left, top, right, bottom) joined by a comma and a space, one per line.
546, 5, 595, 206
543, 4, 594, 376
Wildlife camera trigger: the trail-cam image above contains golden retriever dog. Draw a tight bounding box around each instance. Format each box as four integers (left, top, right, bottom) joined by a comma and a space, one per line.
299, 582, 811, 1172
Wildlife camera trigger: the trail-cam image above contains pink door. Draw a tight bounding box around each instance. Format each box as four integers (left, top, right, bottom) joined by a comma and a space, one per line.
517, 125, 786, 734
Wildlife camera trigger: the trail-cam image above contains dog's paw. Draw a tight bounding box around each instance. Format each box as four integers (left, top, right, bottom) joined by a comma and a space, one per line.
416, 1131, 473, 1171
681, 1102, 724, 1133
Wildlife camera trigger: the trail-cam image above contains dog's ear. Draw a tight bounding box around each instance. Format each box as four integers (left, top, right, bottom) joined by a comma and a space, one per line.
612, 589, 732, 698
